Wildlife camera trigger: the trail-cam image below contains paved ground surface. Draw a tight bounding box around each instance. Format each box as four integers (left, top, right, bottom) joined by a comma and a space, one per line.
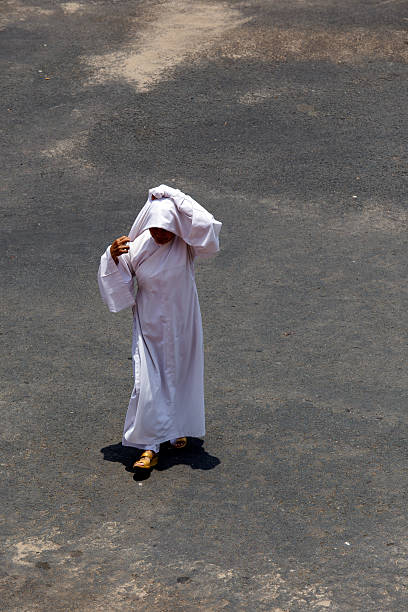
1, 0, 408, 610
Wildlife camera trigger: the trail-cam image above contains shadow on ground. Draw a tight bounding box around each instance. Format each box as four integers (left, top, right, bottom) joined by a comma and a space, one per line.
101, 438, 220, 481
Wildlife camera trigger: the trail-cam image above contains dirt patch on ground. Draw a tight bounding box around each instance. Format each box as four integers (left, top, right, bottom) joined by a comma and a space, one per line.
83, 7, 407, 92
60, 1, 87, 15
3, 530, 335, 611
84, 0, 248, 91
215, 25, 408, 64
40, 130, 96, 175
0, 0, 53, 29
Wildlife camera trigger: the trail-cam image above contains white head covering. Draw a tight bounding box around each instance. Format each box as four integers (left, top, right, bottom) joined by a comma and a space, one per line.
128, 185, 222, 257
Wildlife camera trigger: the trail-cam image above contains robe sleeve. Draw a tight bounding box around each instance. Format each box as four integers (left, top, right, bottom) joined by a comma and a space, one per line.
98, 246, 135, 313
178, 195, 222, 257
150, 185, 222, 258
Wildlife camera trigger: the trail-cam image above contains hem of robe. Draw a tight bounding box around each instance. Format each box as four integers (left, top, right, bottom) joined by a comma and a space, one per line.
121, 429, 205, 449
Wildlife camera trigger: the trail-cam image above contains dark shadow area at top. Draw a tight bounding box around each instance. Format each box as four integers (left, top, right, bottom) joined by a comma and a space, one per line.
101, 438, 220, 481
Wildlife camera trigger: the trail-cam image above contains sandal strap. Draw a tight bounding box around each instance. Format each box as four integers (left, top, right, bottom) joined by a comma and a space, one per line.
140, 450, 156, 458
135, 457, 149, 465
173, 437, 187, 447
134, 455, 156, 467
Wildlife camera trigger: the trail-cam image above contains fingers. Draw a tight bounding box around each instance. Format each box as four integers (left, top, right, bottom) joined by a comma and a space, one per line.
114, 245, 130, 255
115, 235, 130, 244
112, 236, 130, 249
150, 187, 164, 200
111, 235, 130, 260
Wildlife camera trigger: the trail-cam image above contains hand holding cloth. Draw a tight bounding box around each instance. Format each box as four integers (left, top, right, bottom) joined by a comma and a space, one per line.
98, 185, 222, 312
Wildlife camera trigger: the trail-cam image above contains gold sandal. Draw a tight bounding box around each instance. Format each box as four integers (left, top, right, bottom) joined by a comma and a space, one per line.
171, 437, 187, 449
133, 450, 158, 469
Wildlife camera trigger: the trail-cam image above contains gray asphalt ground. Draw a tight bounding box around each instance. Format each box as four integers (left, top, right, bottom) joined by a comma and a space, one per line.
1, 0, 408, 610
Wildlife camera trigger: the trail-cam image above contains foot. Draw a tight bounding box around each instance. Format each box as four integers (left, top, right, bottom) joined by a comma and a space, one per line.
171, 437, 187, 449
133, 450, 158, 469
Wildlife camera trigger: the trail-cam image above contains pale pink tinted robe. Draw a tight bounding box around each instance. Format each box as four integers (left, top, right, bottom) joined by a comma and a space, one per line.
98, 186, 221, 450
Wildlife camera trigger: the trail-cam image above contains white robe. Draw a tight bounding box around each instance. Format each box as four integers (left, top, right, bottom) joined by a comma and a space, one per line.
98, 186, 221, 449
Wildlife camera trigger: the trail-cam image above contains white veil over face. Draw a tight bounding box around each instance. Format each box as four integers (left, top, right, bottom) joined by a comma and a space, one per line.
128, 185, 222, 257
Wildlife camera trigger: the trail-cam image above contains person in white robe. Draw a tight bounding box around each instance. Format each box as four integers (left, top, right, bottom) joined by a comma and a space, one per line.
98, 185, 222, 469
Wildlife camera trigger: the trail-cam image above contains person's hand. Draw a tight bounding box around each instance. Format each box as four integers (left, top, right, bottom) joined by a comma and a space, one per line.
110, 236, 130, 264
149, 185, 182, 201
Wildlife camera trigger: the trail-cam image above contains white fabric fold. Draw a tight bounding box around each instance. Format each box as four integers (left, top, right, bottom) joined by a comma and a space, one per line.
128, 184, 222, 258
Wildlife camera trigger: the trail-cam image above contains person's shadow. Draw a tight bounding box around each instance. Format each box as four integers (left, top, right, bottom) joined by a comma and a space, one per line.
100, 438, 220, 481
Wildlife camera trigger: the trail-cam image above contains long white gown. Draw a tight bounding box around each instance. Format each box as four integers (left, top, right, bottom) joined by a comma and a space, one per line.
98, 186, 221, 451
